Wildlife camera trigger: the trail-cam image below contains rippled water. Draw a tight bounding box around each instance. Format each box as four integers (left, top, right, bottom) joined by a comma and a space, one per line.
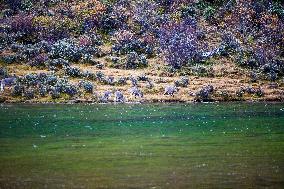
0, 103, 284, 188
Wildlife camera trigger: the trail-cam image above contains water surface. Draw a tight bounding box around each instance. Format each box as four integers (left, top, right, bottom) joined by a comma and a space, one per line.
0, 103, 284, 188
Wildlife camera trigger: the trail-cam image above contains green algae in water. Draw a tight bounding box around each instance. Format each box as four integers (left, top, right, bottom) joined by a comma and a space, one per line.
0, 103, 284, 188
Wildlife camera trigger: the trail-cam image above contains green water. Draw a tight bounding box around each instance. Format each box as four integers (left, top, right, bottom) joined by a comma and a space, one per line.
0, 103, 284, 189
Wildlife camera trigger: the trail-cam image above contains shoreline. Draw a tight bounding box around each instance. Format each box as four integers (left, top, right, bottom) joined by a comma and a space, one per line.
1, 98, 283, 105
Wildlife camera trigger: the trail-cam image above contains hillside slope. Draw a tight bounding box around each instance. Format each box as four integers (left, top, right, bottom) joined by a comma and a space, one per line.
0, 0, 283, 103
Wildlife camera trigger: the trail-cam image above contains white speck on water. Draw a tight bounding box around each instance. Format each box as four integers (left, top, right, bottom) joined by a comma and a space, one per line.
40, 135, 46, 138
85, 126, 92, 130
33, 144, 38, 148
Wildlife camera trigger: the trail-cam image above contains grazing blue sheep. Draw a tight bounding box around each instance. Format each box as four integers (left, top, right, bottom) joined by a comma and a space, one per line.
146, 80, 154, 89
0, 77, 17, 92
100, 91, 112, 103
115, 90, 125, 103
117, 77, 127, 85
107, 76, 115, 85
137, 74, 148, 81
174, 77, 189, 87
129, 76, 138, 86
129, 87, 143, 98
164, 86, 178, 96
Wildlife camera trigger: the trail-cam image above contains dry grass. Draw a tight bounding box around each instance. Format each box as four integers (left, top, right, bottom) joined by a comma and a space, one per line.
1, 54, 284, 103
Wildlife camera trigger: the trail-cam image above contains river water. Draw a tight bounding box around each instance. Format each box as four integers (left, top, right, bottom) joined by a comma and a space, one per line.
0, 103, 283, 188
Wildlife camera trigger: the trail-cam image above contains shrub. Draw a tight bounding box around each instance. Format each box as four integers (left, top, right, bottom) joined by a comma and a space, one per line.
80, 54, 95, 65
47, 58, 69, 70
111, 30, 154, 56
11, 43, 24, 52
190, 65, 214, 77
99, 1, 129, 33
82, 71, 96, 80
124, 52, 148, 69
11, 84, 24, 96
5, 0, 22, 11
132, 0, 162, 34
63, 84, 78, 96
236, 86, 264, 97
54, 78, 78, 96
174, 77, 189, 87
29, 54, 48, 67
49, 38, 82, 62
219, 0, 284, 77
50, 88, 60, 99
38, 85, 48, 97
1, 54, 18, 64
64, 66, 82, 77
236, 87, 245, 97
195, 85, 214, 101
24, 88, 35, 99
80, 81, 94, 93
23, 73, 39, 86
95, 71, 105, 82
117, 77, 127, 85
0, 68, 8, 79
250, 71, 258, 83
21, 46, 40, 59
255, 87, 264, 97
11, 13, 34, 34
45, 74, 58, 85
35, 40, 52, 53
158, 18, 198, 69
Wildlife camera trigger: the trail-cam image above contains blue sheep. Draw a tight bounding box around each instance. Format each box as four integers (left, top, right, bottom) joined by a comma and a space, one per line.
115, 90, 125, 103
164, 86, 178, 96
0, 76, 17, 92
129, 87, 143, 98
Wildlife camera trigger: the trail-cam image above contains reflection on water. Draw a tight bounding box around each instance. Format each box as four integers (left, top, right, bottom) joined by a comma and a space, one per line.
0, 103, 284, 188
